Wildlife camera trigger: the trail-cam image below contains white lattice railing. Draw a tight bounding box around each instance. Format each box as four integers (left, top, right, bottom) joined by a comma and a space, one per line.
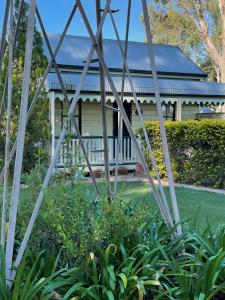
55, 136, 138, 167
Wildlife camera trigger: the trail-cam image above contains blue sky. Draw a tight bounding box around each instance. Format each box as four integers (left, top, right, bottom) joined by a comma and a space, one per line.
0, 0, 147, 42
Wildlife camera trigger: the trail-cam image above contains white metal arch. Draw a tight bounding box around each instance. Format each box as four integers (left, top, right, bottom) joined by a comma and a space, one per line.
0, 0, 182, 283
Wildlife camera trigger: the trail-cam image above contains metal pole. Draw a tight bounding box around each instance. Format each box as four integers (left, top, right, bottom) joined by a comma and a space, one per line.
0, 0, 24, 128
36, 6, 100, 196
114, 0, 131, 195
95, 0, 112, 202
0, 3, 78, 183
0, 78, 7, 128
0, 0, 10, 126
141, 0, 181, 236
12, 0, 24, 49
109, 8, 174, 227
1, 0, 14, 245
5, 0, 36, 281
0, 0, 10, 74
12, 1, 111, 277
75, 0, 173, 229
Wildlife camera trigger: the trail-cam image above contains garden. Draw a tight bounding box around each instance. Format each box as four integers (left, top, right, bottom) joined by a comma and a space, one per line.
0, 144, 225, 299
1, 0, 225, 299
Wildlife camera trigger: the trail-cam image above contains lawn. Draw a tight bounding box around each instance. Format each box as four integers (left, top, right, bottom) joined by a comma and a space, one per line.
116, 181, 225, 230
1, 181, 225, 230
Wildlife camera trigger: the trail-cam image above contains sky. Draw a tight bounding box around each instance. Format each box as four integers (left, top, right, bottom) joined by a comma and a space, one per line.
0, 0, 147, 42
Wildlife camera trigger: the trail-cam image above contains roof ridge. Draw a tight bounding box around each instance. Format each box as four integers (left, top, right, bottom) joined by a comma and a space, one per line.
46, 32, 181, 48
175, 47, 205, 76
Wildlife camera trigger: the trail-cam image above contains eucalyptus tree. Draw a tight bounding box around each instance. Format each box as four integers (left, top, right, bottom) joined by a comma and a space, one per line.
145, 0, 225, 82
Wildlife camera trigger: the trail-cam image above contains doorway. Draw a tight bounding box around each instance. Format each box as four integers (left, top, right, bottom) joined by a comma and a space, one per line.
112, 101, 132, 162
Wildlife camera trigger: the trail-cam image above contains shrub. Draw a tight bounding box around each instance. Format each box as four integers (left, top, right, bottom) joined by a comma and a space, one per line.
0, 247, 63, 299
21, 164, 47, 187
51, 169, 73, 184
137, 120, 225, 188
53, 219, 225, 299
6, 210, 225, 299
15, 182, 151, 264
92, 168, 102, 178
58, 243, 162, 299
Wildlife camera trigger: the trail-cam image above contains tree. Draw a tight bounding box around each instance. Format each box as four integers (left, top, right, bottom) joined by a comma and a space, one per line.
144, 0, 225, 82
146, 5, 200, 59
0, 0, 50, 173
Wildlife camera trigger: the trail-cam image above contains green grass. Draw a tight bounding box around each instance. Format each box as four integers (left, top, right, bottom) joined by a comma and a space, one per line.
1, 181, 225, 230
116, 181, 225, 230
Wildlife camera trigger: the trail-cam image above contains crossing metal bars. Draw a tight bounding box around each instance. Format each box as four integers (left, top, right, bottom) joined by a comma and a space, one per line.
0, 0, 182, 283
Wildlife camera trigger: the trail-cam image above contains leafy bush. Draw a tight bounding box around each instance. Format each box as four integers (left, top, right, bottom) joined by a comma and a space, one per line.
137, 120, 225, 188
118, 166, 129, 175
5, 212, 225, 299
57, 243, 162, 299
0, 1, 50, 174
51, 168, 76, 184
52, 218, 225, 299
21, 164, 47, 187
0, 247, 63, 299
5, 179, 225, 298
15, 182, 151, 264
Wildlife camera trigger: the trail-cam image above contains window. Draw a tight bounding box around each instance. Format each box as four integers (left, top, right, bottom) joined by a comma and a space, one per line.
161, 103, 175, 121
61, 99, 82, 134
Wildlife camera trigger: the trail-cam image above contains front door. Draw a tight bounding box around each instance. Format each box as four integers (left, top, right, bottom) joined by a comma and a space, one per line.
112, 101, 132, 162
122, 101, 132, 137
122, 102, 132, 162
112, 101, 132, 136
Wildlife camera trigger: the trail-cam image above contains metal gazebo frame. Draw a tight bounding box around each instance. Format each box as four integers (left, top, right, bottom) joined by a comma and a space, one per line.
0, 0, 181, 283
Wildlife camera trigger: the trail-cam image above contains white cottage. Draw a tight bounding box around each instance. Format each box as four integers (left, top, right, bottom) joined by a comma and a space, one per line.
45, 34, 225, 169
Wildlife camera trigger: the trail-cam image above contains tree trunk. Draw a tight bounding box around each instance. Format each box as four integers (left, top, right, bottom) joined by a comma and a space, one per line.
219, 61, 225, 83
216, 67, 221, 82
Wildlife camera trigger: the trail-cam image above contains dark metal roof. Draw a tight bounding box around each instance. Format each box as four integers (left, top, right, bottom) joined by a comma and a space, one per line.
44, 33, 206, 77
47, 72, 225, 97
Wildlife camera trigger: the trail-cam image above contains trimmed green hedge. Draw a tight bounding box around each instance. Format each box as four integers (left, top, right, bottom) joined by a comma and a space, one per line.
137, 120, 225, 189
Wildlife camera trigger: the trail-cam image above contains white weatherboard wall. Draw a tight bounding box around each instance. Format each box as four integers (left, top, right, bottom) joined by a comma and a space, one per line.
54, 100, 202, 136
181, 104, 199, 120
55, 100, 113, 136
132, 103, 158, 131
81, 101, 113, 136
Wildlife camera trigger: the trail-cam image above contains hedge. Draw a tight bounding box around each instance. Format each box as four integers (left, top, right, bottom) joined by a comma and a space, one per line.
137, 120, 225, 189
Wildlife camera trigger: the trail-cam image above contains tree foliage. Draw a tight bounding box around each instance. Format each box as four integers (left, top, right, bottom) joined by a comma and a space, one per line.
0, 0, 50, 173
145, 0, 225, 82
146, 5, 199, 58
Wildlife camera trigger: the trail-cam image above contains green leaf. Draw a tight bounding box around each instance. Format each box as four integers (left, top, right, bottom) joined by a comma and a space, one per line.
105, 290, 114, 300
118, 273, 127, 288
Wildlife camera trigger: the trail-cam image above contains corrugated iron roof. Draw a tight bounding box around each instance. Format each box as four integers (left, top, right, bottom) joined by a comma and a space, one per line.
47, 72, 225, 97
44, 33, 206, 77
